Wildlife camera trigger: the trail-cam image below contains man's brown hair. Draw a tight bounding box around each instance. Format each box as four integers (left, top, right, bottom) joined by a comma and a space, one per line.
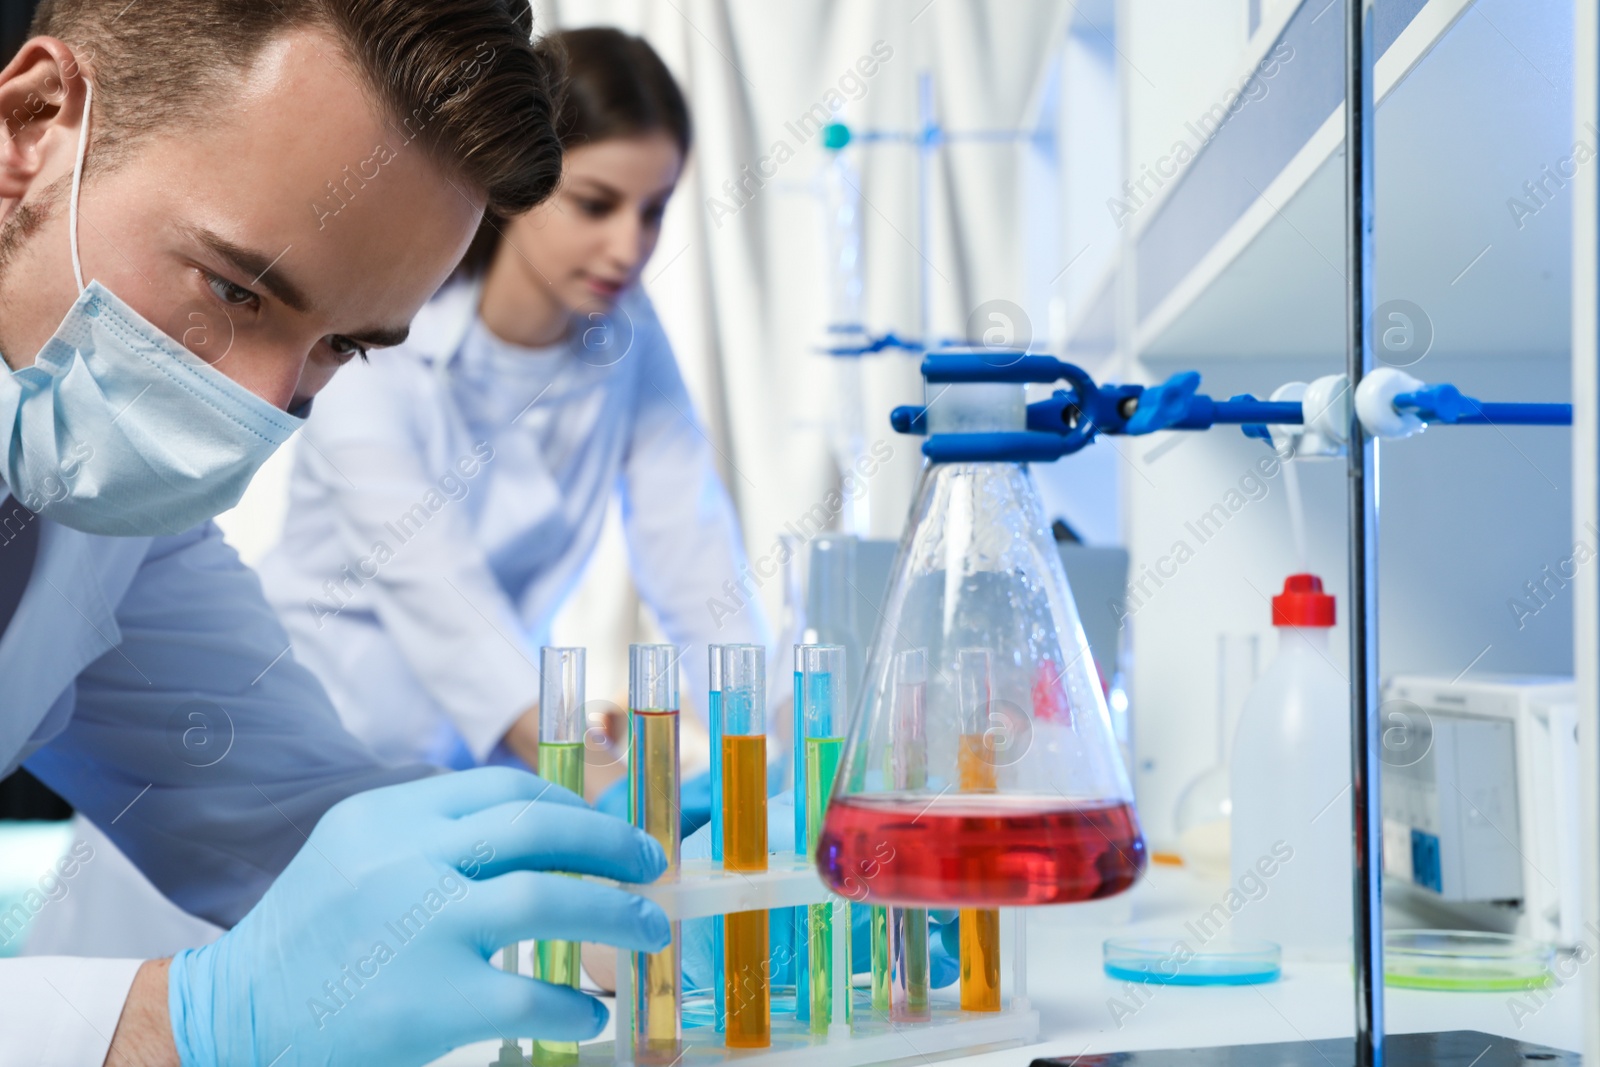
28, 0, 564, 216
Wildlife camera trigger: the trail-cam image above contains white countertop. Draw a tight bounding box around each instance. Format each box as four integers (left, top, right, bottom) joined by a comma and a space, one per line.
432, 863, 1583, 1066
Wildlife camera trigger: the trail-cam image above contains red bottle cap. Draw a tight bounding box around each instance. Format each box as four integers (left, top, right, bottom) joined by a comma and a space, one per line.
1272, 573, 1336, 627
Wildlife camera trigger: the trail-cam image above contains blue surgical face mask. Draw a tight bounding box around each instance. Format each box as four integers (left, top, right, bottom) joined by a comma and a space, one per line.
0, 81, 304, 536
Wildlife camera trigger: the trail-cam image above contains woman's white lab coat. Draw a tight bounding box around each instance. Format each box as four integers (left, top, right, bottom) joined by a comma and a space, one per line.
257, 280, 769, 767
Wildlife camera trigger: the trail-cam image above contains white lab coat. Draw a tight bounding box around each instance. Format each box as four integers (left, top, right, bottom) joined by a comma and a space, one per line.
257, 280, 770, 767
0, 511, 428, 1065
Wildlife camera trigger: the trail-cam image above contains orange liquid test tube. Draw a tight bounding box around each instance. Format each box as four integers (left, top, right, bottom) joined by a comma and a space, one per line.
717, 645, 770, 1048
957, 650, 1002, 1013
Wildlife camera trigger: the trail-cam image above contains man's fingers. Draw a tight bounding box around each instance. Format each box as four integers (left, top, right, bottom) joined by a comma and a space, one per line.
469, 972, 612, 1042
471, 871, 671, 954
449, 801, 666, 884
395, 766, 588, 818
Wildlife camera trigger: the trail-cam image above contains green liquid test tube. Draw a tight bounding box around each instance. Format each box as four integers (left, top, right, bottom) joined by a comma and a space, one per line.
800, 645, 848, 1033
532, 647, 586, 1067
629, 645, 682, 1065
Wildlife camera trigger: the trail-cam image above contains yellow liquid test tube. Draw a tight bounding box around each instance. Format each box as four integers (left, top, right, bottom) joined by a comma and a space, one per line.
800, 645, 848, 1033
534, 647, 587, 1065
716, 645, 770, 1049
888, 649, 930, 1023
956, 649, 1002, 1012
629, 645, 681, 1065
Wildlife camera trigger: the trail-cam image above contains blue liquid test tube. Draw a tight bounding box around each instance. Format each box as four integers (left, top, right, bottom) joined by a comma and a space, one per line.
708, 644, 726, 1032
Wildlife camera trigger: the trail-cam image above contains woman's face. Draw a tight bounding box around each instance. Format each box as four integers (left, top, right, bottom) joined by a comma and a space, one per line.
498, 131, 683, 316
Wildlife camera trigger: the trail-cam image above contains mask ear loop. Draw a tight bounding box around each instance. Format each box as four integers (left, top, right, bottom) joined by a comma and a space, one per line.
68, 80, 92, 293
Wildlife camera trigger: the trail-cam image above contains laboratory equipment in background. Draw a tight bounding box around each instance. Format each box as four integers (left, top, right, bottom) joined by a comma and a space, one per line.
630, 644, 682, 1064
1172, 634, 1261, 879
818, 364, 1145, 908
1102, 937, 1282, 987
1382, 930, 1554, 993
1229, 574, 1349, 960
1381, 675, 1580, 948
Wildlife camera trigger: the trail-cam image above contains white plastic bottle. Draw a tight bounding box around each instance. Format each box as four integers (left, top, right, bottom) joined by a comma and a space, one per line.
1229, 574, 1352, 959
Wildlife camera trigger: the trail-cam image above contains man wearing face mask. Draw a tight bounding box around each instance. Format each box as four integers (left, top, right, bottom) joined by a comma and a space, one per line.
0, 3, 673, 1065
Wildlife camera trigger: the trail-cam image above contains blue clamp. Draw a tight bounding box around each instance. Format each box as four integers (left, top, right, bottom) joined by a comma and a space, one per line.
821, 330, 926, 357
1394, 385, 1572, 427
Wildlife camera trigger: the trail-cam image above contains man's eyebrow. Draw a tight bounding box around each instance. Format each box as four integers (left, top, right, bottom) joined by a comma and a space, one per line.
348, 323, 410, 349
184, 226, 410, 348
184, 226, 312, 313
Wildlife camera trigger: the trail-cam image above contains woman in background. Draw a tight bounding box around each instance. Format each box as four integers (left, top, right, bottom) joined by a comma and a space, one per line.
260, 28, 769, 794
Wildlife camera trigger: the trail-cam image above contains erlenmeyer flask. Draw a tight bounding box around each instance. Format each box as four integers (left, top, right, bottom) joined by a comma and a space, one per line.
817, 455, 1146, 907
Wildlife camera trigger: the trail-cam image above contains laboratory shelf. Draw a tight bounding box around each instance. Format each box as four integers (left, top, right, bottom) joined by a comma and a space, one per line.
1103, 0, 1570, 364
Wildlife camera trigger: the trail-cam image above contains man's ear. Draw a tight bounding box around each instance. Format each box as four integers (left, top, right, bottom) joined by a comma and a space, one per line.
0, 38, 88, 201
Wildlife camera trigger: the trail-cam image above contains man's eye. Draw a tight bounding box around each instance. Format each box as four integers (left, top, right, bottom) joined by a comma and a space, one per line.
205, 273, 258, 308
328, 336, 370, 363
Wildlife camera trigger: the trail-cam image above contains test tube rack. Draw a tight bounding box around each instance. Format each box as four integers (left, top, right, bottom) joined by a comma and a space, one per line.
589, 854, 1038, 1067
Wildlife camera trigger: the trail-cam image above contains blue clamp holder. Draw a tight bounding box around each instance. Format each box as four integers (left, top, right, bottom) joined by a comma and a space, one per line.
893, 355, 1572, 464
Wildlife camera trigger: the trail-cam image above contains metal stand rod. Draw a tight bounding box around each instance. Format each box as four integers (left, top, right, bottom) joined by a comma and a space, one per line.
1344, 2, 1383, 1066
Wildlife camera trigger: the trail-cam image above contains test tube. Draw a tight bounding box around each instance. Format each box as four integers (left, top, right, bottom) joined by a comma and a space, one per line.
792, 645, 809, 1025
717, 645, 770, 1048
888, 649, 930, 1023
708, 646, 727, 1032
802, 645, 849, 1032
956, 649, 1001, 1013
531, 648, 587, 1064
629, 644, 681, 1063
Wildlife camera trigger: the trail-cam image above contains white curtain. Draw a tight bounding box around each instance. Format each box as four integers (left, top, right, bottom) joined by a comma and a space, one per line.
531, 0, 1076, 704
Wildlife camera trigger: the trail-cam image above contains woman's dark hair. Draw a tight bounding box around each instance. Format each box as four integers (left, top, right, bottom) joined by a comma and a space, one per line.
457, 26, 690, 278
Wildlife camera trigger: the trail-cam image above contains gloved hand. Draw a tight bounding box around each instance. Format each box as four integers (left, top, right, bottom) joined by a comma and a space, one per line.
596, 768, 713, 839
167, 767, 670, 1067
679, 793, 957, 993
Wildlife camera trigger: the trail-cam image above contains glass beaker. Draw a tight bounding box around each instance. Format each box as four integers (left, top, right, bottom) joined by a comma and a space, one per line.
817, 456, 1146, 908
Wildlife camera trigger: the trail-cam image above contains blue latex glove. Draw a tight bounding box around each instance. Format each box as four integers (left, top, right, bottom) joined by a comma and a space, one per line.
679, 793, 957, 993
167, 767, 670, 1066
596, 768, 713, 839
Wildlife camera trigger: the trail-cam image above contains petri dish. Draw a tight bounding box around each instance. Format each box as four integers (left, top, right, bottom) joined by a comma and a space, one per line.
1384, 930, 1554, 992
1103, 936, 1281, 986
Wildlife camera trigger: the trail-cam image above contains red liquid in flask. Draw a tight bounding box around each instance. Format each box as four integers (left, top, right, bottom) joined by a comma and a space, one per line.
817, 793, 1146, 907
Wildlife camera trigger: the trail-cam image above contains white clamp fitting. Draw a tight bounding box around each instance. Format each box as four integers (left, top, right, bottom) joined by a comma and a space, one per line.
1354, 367, 1427, 439
1267, 374, 1349, 459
